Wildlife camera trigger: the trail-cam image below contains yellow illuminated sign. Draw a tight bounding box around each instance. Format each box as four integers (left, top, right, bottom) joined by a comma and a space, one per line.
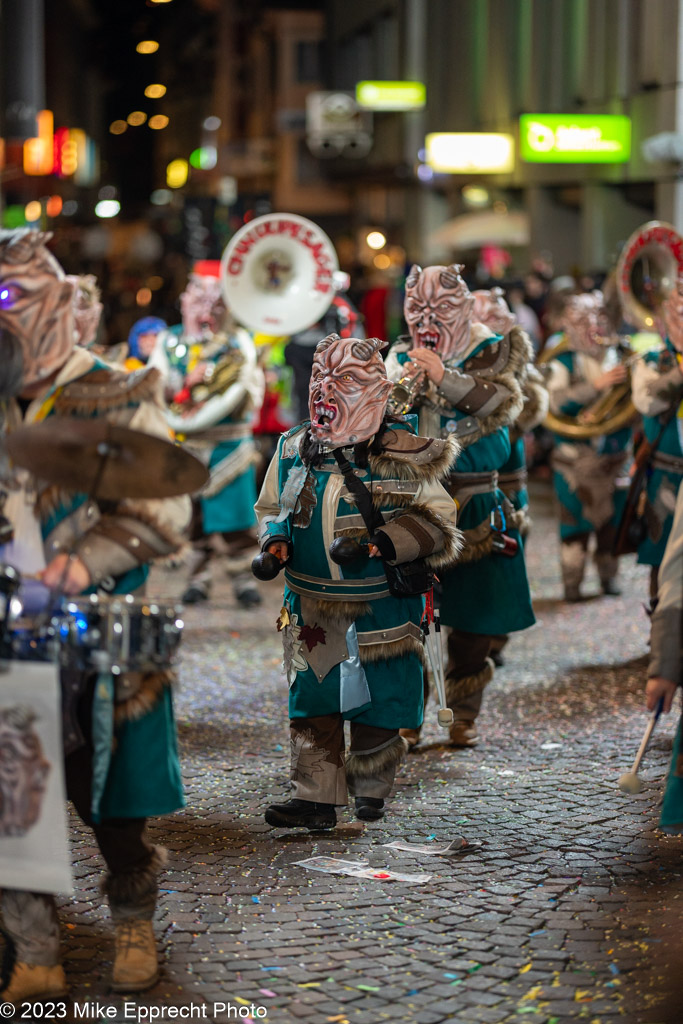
426, 133, 514, 173
356, 81, 426, 111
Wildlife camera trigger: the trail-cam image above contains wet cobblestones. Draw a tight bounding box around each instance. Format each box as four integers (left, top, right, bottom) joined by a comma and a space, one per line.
53, 481, 682, 1022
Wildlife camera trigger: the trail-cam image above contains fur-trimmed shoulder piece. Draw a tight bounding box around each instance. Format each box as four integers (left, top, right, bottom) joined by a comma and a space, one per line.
516, 365, 549, 433
54, 365, 162, 415
507, 325, 536, 379
370, 429, 460, 483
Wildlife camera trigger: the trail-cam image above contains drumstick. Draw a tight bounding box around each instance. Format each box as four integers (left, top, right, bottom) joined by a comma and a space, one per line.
618, 697, 664, 794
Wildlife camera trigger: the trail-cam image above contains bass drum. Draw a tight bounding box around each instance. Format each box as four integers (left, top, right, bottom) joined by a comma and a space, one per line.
220, 213, 339, 336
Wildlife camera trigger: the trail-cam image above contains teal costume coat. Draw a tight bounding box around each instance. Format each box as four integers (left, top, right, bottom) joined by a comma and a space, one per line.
547, 346, 631, 541
165, 327, 263, 534
385, 326, 535, 637
256, 423, 460, 729
21, 348, 188, 822
632, 340, 683, 567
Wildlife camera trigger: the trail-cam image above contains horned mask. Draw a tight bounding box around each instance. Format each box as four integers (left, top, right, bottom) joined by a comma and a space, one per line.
0, 229, 76, 388
472, 287, 516, 337
308, 333, 392, 447
561, 292, 609, 357
180, 272, 227, 340
404, 264, 475, 361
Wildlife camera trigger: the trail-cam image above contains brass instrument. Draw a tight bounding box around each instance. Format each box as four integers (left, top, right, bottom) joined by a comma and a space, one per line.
539, 221, 683, 440
538, 336, 638, 440
169, 337, 245, 415
387, 364, 428, 416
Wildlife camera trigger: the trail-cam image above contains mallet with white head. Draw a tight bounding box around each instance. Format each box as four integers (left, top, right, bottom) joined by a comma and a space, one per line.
618, 697, 664, 794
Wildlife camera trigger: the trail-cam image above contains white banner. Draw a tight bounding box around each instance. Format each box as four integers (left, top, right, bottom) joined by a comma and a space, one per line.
0, 661, 73, 894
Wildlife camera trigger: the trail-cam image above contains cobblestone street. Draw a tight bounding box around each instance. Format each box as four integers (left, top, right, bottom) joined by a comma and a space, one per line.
57, 480, 683, 1024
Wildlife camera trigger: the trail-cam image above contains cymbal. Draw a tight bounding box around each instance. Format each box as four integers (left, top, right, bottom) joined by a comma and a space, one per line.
6, 419, 210, 500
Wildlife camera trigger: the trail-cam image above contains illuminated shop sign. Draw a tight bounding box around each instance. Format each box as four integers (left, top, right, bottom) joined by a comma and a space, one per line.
356, 81, 426, 111
520, 114, 631, 163
426, 133, 514, 173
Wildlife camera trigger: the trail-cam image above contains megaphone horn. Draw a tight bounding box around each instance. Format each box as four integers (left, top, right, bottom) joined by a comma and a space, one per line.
220, 213, 340, 336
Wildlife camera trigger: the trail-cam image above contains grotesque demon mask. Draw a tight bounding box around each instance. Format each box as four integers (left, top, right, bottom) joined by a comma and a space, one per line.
308, 334, 392, 447
561, 292, 609, 357
472, 287, 516, 337
0, 229, 76, 388
404, 264, 475, 361
180, 265, 227, 340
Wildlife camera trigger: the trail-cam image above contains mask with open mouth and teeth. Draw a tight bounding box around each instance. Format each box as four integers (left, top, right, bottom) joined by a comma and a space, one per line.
472, 287, 516, 337
561, 291, 610, 357
404, 264, 475, 361
308, 333, 392, 447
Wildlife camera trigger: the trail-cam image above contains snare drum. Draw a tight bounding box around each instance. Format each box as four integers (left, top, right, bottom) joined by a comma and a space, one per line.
57, 594, 184, 674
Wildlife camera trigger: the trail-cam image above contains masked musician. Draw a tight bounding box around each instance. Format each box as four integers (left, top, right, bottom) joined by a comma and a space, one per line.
67, 274, 103, 350
631, 275, 683, 597
471, 287, 548, 665
162, 261, 265, 608
0, 229, 190, 1000
646, 477, 683, 834
545, 292, 631, 600
255, 333, 461, 828
384, 265, 535, 749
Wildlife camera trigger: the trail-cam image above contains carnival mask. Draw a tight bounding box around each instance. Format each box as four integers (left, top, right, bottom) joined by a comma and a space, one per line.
662, 275, 683, 353
404, 264, 475, 361
67, 274, 103, 348
561, 292, 609, 357
0, 706, 50, 837
472, 287, 516, 336
308, 334, 392, 447
180, 273, 226, 339
0, 230, 76, 389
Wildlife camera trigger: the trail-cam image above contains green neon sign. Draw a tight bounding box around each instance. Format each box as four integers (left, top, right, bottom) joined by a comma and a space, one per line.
356, 80, 426, 111
520, 113, 631, 163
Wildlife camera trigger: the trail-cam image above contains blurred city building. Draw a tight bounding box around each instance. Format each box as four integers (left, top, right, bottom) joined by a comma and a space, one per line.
324, 0, 683, 274
4, 0, 683, 342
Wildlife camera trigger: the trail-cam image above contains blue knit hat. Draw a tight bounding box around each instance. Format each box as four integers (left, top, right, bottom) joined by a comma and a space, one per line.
127, 316, 167, 361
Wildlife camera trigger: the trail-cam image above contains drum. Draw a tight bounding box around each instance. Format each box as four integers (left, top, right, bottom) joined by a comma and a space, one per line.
57, 594, 184, 674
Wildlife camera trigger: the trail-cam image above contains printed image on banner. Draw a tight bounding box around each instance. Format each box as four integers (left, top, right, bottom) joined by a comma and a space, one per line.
0, 661, 73, 894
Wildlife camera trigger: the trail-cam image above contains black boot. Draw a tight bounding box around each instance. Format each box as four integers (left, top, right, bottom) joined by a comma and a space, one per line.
600, 578, 621, 596
265, 798, 336, 830
181, 582, 209, 604
355, 797, 385, 821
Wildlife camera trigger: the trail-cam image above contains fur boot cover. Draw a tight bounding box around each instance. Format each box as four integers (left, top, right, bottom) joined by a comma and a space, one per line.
345, 734, 408, 780
445, 657, 494, 703
102, 845, 168, 919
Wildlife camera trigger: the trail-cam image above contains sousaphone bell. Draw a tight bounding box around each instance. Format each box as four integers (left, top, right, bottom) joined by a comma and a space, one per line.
220, 213, 340, 336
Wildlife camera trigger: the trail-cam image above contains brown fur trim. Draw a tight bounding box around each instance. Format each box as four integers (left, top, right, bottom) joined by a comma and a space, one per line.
309, 599, 372, 623
117, 501, 187, 556
114, 669, 174, 725
455, 327, 530, 445
345, 735, 408, 779
506, 326, 535, 379
358, 634, 426, 667
102, 845, 168, 908
445, 658, 494, 703
54, 367, 162, 415
516, 371, 549, 433
405, 501, 464, 569
507, 505, 530, 536
35, 484, 78, 523
511, 506, 532, 538
336, 501, 463, 569
369, 433, 460, 483
455, 519, 495, 564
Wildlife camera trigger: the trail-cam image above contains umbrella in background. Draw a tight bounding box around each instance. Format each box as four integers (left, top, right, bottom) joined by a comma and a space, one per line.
428, 209, 530, 251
